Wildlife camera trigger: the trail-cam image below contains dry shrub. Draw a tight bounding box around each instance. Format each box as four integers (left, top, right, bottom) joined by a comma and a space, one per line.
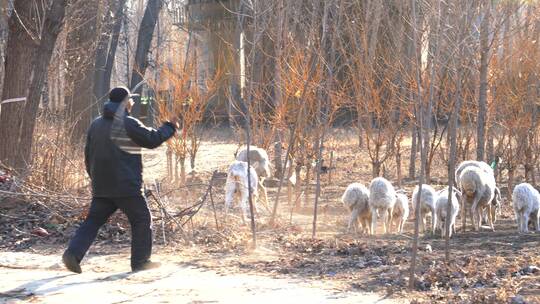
27, 110, 87, 193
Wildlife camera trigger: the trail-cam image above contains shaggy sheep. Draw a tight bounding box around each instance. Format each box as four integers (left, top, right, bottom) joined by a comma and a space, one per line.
455, 160, 501, 226
512, 183, 540, 233
236, 146, 271, 208
341, 183, 371, 234
459, 166, 497, 231
225, 161, 259, 223
368, 177, 396, 235
236, 146, 271, 178
454, 160, 494, 187
391, 192, 409, 234
435, 187, 461, 238
412, 184, 438, 234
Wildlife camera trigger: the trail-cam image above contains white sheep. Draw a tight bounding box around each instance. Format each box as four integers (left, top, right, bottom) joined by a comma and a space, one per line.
459, 166, 497, 231
236, 146, 271, 208
368, 177, 396, 235
455, 160, 494, 188
435, 187, 461, 238
391, 192, 409, 234
342, 183, 371, 234
412, 184, 438, 234
455, 160, 499, 225
236, 146, 271, 178
512, 183, 540, 233
225, 161, 259, 223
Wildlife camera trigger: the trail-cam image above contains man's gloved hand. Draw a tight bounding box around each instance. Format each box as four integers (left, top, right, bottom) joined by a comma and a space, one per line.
168, 115, 180, 129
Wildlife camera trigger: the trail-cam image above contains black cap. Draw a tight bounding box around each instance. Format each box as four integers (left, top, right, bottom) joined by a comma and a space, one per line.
109, 86, 139, 103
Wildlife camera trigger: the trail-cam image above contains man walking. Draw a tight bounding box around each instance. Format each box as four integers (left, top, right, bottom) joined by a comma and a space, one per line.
63, 86, 177, 273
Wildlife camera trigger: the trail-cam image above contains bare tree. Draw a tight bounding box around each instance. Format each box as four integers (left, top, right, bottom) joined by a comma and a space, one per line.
130, 0, 163, 118
17, 0, 68, 166
476, 1, 491, 161
0, 0, 44, 170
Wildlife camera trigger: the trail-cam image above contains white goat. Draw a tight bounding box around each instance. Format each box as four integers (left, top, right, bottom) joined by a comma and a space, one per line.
455, 160, 494, 188
236, 146, 271, 178
391, 192, 409, 234
368, 177, 396, 235
512, 183, 540, 233
412, 184, 438, 234
459, 166, 497, 231
435, 187, 461, 238
236, 146, 270, 208
455, 160, 499, 225
342, 183, 371, 234
225, 161, 259, 223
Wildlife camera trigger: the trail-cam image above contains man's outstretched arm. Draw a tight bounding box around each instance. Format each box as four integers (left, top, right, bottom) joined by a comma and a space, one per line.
124, 116, 177, 149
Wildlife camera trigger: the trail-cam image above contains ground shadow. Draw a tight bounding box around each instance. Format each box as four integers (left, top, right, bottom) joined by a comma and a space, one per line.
0, 271, 133, 300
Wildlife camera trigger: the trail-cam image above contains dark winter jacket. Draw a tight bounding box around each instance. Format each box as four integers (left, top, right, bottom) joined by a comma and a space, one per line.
85, 101, 176, 197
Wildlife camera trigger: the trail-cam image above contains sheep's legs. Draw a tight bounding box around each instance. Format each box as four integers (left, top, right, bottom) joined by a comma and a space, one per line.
387, 208, 394, 234
381, 210, 388, 234
371, 209, 378, 235
516, 212, 522, 233
348, 207, 360, 233
523, 214, 530, 233
487, 206, 495, 232
362, 217, 371, 235
440, 218, 446, 238
431, 210, 437, 234
224, 184, 236, 222
461, 200, 466, 232
258, 180, 270, 213
239, 189, 251, 224
533, 211, 540, 232
398, 219, 404, 234
471, 198, 481, 231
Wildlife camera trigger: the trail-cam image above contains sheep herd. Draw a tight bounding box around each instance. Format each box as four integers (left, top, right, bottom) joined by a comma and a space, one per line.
224, 146, 540, 235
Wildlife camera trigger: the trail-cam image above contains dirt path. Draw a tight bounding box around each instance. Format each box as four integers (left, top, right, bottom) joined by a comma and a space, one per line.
0, 251, 405, 304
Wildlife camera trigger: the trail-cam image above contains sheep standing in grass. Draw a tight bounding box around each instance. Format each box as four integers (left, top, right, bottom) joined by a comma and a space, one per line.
225, 161, 259, 223
236, 146, 271, 208
341, 183, 371, 234
435, 187, 461, 238
459, 166, 497, 231
368, 177, 396, 235
512, 183, 540, 233
391, 192, 409, 234
412, 184, 438, 234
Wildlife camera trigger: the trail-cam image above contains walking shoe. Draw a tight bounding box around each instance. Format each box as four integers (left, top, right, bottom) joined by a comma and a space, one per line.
131, 261, 161, 272
62, 251, 82, 274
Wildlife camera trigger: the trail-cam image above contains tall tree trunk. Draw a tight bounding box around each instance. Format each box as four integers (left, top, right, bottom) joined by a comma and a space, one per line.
103, 1, 125, 94
94, 0, 127, 110
0, 0, 8, 92
476, 4, 490, 161
65, 0, 101, 143
409, 0, 427, 289
272, 0, 285, 179
446, 57, 464, 262
396, 143, 402, 188
408, 116, 417, 179
0, 0, 42, 169
129, 0, 163, 118
17, 0, 67, 167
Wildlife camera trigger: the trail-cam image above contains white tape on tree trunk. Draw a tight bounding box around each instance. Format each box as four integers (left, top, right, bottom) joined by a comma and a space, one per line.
0, 97, 26, 105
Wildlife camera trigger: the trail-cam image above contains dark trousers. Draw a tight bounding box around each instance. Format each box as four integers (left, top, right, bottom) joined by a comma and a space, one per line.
66, 196, 152, 268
